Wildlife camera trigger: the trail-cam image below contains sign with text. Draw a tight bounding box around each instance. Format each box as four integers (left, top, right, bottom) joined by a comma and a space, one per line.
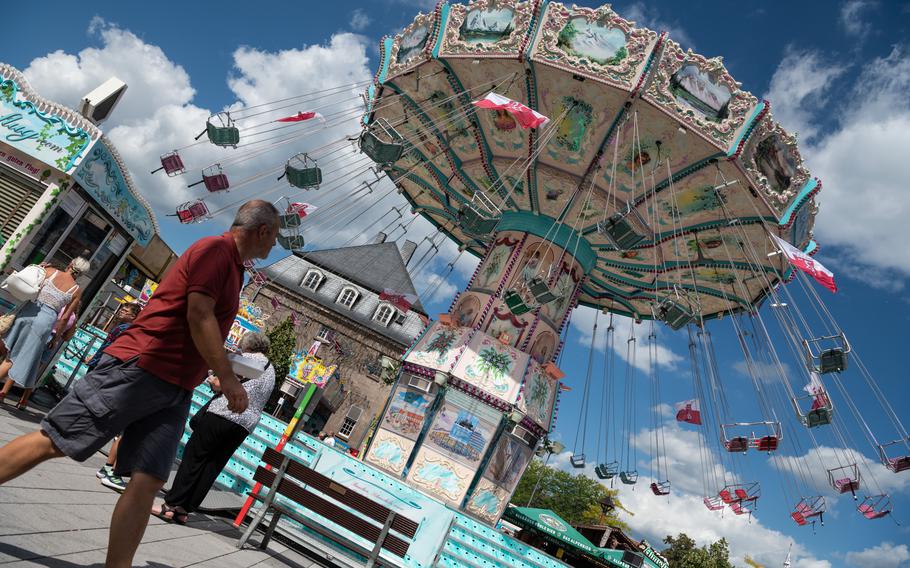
0, 77, 93, 173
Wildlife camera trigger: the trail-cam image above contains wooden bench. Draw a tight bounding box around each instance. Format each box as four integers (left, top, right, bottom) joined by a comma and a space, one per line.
237, 447, 419, 567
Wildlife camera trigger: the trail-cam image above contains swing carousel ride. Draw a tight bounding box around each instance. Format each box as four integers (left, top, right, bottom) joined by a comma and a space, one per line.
159, 0, 907, 532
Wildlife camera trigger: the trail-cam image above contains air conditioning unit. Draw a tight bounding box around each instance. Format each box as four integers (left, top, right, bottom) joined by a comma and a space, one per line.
80, 77, 128, 125
511, 425, 537, 447
406, 374, 433, 393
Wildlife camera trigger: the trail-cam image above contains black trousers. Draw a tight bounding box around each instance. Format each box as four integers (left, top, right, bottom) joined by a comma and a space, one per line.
165, 412, 248, 512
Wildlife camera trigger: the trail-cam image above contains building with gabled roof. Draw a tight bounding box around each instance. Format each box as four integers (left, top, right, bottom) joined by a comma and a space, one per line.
248, 233, 429, 450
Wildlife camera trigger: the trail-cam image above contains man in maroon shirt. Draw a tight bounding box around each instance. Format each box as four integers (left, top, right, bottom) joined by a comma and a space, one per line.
0, 200, 279, 567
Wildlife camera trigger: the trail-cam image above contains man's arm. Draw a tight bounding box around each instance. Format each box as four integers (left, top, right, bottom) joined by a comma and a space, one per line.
187, 292, 248, 412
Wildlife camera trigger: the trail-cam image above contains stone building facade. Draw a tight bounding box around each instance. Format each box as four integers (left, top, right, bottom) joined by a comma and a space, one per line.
249, 234, 428, 451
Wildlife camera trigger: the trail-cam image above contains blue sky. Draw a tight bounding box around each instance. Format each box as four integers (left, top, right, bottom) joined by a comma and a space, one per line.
3, 1, 910, 566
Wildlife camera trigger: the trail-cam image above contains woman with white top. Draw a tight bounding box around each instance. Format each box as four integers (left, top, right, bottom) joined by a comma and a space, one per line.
151, 331, 276, 524
0, 258, 87, 410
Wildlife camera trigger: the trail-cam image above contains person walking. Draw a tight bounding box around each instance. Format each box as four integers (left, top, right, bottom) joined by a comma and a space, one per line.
89, 302, 142, 492
0, 258, 87, 410
0, 200, 279, 568
152, 331, 276, 523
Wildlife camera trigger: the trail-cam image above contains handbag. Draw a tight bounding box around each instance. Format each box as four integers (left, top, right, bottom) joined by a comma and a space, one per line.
1, 265, 47, 302
0, 311, 15, 335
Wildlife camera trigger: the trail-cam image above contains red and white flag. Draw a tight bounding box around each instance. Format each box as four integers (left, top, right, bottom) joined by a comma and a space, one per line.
472, 93, 549, 129
803, 372, 830, 410
380, 288, 417, 312
276, 111, 320, 123
287, 202, 318, 219
307, 340, 321, 356
770, 234, 837, 293
675, 399, 702, 425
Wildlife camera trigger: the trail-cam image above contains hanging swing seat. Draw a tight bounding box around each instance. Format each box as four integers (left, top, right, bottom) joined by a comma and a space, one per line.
279, 213, 302, 230
720, 482, 760, 505
704, 496, 725, 511
791, 497, 825, 527
792, 389, 833, 428
806, 406, 832, 428
196, 114, 240, 147
527, 277, 558, 305
458, 192, 501, 238
878, 439, 910, 473
282, 153, 322, 189
152, 151, 185, 176
725, 436, 749, 453
653, 287, 698, 330
188, 164, 230, 192
598, 211, 645, 251
754, 435, 780, 453
619, 470, 638, 485
650, 481, 670, 496
730, 502, 750, 516
858, 495, 893, 520
359, 118, 405, 164
278, 234, 305, 250
569, 454, 586, 469
175, 200, 209, 224
828, 464, 860, 498
595, 462, 619, 480
503, 289, 532, 315
803, 333, 850, 375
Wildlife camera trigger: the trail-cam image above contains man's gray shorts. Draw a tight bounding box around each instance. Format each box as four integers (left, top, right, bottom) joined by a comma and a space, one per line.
42, 354, 192, 481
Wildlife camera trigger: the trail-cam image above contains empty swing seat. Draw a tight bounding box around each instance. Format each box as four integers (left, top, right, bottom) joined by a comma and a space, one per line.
619, 471, 638, 485
887, 456, 910, 473
206, 122, 240, 147
203, 172, 230, 192
806, 407, 832, 428
730, 502, 750, 516
818, 348, 847, 374
650, 482, 670, 496
279, 213, 302, 230
719, 489, 736, 504
725, 436, 749, 453
704, 496, 725, 511
176, 201, 209, 224
655, 298, 696, 330
569, 454, 586, 469
834, 478, 860, 495
528, 277, 558, 305
735, 488, 757, 503
278, 234, 305, 250
598, 213, 644, 251
595, 463, 618, 480
859, 504, 889, 520
458, 203, 500, 237
359, 119, 405, 164
754, 435, 780, 452
284, 154, 322, 189
503, 290, 532, 315
156, 152, 185, 176
790, 511, 808, 526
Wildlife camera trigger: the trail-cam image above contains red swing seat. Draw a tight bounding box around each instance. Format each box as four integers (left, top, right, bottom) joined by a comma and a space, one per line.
754, 435, 779, 452
719, 489, 736, 504
858, 495, 893, 520
725, 436, 749, 453
887, 456, 910, 473
834, 478, 860, 494
730, 502, 750, 516
858, 503, 889, 519
704, 496, 725, 511
650, 481, 670, 496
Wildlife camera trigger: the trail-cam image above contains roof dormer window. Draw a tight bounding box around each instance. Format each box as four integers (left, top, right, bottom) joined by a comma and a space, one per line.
337, 286, 359, 309
302, 269, 324, 291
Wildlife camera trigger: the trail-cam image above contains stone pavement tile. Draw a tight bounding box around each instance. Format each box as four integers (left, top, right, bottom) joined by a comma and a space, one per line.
0, 485, 121, 506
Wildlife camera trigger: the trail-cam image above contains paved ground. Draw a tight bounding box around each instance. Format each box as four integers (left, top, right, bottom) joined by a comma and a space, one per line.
0, 401, 321, 568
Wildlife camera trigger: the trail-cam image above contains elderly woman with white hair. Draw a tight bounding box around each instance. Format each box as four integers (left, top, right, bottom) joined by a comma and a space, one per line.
152, 331, 276, 524
0, 257, 88, 410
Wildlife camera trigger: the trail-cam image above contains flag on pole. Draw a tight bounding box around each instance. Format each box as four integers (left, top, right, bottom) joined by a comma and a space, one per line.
675, 399, 702, 425
770, 234, 837, 293
380, 288, 418, 312
287, 202, 318, 218
276, 111, 319, 122
472, 93, 550, 129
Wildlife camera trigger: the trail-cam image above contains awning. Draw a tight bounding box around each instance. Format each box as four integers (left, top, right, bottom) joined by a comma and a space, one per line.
502, 506, 601, 556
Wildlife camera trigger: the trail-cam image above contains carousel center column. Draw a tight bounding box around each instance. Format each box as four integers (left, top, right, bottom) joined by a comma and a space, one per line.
363, 212, 597, 524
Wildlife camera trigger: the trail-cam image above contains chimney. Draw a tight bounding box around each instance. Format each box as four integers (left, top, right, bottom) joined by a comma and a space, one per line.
400, 240, 418, 266
372, 232, 387, 244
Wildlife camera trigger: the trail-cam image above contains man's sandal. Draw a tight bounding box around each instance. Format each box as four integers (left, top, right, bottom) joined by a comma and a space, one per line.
151, 503, 188, 525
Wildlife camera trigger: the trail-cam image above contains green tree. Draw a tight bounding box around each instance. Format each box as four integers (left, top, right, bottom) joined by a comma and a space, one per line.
661, 533, 736, 568
511, 458, 626, 528
264, 316, 297, 412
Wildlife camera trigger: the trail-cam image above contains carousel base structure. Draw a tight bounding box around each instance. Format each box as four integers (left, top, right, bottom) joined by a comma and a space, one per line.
177, 384, 574, 568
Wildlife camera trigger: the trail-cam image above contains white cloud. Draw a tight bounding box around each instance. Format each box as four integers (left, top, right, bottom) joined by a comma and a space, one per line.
350, 9, 371, 32
571, 306, 684, 372
767, 46, 910, 278
771, 445, 910, 497
846, 541, 910, 568
621, 3, 695, 49
762, 49, 846, 142
840, 0, 875, 40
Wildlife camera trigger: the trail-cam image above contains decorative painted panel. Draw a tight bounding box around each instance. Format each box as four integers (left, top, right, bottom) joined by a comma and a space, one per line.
739, 115, 811, 217
405, 320, 471, 372
72, 141, 156, 245
440, 0, 534, 57
466, 433, 534, 522
406, 447, 476, 506
451, 331, 529, 404
531, 2, 658, 89
643, 40, 759, 151
473, 235, 522, 292
365, 428, 414, 476
381, 385, 434, 441
423, 399, 498, 466
517, 360, 558, 428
